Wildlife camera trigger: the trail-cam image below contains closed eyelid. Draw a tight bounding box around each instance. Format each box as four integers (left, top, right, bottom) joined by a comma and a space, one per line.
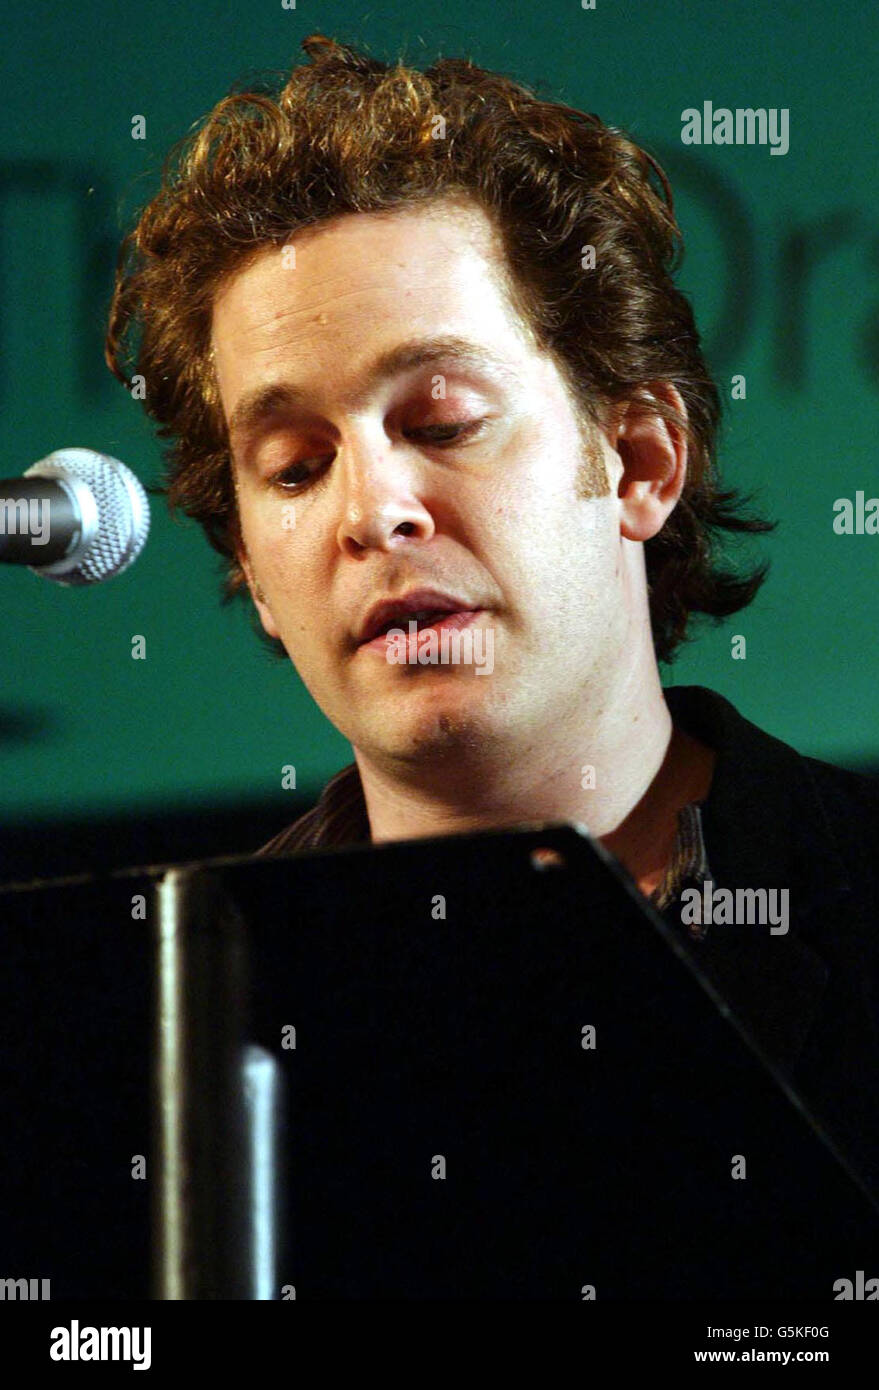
262, 416, 490, 494
239, 389, 496, 471
229, 342, 519, 452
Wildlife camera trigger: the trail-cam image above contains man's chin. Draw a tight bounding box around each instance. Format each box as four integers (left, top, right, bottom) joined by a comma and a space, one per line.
359, 691, 504, 765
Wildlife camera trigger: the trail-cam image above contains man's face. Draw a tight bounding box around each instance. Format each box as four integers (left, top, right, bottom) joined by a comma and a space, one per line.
211, 197, 632, 770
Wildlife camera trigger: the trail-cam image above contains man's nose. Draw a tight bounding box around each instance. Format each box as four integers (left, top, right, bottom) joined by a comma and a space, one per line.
335, 427, 435, 556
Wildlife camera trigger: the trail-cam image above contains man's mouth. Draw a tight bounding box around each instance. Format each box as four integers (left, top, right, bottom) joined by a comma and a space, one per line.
359, 609, 483, 650
356, 589, 484, 647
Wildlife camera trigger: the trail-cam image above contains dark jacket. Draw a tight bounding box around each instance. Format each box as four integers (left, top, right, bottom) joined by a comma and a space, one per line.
663, 685, 879, 1202
260, 684, 879, 1199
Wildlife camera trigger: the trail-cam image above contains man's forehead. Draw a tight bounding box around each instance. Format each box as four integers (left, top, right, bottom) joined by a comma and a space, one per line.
211, 196, 515, 337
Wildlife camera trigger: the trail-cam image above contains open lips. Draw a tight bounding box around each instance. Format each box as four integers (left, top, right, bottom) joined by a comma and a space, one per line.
357, 591, 482, 646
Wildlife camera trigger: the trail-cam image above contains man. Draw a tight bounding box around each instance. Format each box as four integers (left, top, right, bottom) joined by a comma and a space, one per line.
106, 35, 879, 1199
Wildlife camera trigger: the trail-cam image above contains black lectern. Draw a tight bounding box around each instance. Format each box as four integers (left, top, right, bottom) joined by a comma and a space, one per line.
1, 823, 877, 1299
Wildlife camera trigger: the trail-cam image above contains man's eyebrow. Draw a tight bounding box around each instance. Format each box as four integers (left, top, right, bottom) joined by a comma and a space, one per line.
226, 336, 519, 442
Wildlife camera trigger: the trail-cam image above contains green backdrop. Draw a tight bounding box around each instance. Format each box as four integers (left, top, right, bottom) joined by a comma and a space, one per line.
2, 0, 877, 822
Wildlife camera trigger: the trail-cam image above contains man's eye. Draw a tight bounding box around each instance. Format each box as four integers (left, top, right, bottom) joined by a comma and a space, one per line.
269, 420, 484, 489
271, 458, 329, 491
408, 420, 484, 444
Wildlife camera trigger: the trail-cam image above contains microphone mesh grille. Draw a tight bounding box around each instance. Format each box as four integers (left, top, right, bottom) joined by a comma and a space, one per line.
28, 449, 150, 586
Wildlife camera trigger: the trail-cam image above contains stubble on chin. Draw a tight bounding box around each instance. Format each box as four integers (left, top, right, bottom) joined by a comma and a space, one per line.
370, 702, 501, 767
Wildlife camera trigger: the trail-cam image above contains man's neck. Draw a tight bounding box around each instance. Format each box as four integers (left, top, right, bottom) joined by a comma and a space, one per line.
351, 672, 716, 900
601, 723, 716, 897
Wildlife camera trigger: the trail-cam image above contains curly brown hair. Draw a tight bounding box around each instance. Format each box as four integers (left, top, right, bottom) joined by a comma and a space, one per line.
105, 32, 774, 665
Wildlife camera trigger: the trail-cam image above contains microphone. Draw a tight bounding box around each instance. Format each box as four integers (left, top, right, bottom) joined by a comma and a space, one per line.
0, 448, 150, 585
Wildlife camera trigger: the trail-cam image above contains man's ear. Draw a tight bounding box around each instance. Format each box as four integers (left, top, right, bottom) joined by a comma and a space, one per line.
237, 544, 282, 640
609, 383, 688, 543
